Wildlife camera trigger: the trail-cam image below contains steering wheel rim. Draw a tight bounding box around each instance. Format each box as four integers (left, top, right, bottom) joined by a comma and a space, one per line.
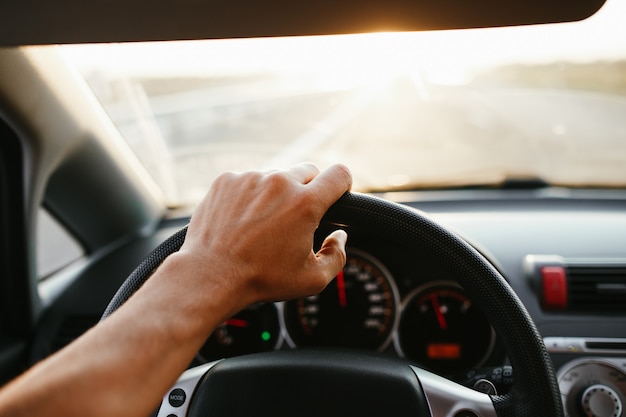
102, 192, 563, 417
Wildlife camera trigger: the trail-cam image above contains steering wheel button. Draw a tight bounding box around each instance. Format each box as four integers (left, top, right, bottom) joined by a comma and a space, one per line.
168, 388, 186, 407
473, 379, 498, 395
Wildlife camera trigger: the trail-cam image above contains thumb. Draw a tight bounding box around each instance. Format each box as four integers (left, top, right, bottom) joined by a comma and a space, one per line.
314, 229, 348, 284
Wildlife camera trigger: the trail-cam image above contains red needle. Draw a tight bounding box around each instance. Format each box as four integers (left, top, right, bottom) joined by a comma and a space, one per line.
225, 318, 248, 328
430, 294, 448, 330
337, 270, 347, 307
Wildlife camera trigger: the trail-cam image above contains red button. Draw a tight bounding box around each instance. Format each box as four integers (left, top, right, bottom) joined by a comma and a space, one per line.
541, 266, 568, 310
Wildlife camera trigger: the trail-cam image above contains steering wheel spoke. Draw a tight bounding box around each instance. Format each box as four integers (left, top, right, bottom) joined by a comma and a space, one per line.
413, 366, 498, 417
157, 351, 499, 417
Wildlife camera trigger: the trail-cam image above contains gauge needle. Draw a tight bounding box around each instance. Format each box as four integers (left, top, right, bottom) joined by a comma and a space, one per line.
337, 270, 347, 308
225, 318, 249, 328
430, 294, 448, 330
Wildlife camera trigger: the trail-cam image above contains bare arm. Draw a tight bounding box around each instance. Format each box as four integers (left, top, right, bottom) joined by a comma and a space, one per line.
0, 163, 352, 417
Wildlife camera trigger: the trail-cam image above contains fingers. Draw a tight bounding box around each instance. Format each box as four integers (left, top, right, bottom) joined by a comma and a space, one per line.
307, 163, 353, 208
313, 229, 348, 288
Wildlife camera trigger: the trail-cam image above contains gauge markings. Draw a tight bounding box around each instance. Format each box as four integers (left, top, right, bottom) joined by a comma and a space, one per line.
284, 249, 399, 350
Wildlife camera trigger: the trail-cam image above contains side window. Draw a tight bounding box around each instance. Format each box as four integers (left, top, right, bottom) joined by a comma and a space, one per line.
36, 208, 84, 280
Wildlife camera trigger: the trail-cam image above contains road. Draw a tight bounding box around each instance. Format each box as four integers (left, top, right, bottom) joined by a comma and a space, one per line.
97, 74, 626, 203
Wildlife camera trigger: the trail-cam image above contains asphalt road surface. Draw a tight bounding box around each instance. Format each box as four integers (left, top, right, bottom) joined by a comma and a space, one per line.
37, 73, 626, 279
100, 74, 626, 203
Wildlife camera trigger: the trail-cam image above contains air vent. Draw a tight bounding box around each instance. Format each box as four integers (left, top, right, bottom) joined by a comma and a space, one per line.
525, 255, 626, 313
568, 265, 626, 312
52, 315, 99, 352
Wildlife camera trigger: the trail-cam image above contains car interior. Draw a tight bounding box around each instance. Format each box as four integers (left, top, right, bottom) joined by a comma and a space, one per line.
1, 0, 625, 416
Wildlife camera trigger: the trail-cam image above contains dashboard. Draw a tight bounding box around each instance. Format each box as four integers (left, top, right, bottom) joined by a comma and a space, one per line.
34, 188, 626, 416
197, 245, 503, 380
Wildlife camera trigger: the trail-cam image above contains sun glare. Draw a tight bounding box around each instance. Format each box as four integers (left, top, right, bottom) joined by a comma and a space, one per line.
54, 0, 626, 203
61, 0, 626, 87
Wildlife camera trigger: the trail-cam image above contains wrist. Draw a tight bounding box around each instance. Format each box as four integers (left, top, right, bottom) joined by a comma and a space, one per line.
141, 250, 252, 342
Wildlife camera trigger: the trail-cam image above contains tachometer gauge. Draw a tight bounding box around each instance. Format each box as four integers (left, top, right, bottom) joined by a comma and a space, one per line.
283, 249, 399, 351
396, 282, 495, 375
198, 302, 281, 361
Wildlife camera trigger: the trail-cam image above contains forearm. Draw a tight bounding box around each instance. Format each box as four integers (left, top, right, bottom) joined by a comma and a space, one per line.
0, 252, 239, 417
0, 164, 351, 417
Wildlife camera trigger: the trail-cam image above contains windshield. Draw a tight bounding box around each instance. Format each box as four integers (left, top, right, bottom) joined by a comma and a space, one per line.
60, 0, 626, 205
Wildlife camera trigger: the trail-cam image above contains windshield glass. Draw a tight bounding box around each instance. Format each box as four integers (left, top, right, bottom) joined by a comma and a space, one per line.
60, 0, 626, 205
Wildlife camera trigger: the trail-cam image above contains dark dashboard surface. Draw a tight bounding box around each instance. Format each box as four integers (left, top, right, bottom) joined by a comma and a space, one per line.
33, 188, 626, 407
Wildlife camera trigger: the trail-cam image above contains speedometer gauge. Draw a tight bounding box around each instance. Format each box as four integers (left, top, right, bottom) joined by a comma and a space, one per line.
284, 249, 399, 351
396, 281, 495, 375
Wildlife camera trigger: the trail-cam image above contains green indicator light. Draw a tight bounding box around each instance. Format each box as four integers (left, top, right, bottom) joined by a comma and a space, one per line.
261, 331, 271, 342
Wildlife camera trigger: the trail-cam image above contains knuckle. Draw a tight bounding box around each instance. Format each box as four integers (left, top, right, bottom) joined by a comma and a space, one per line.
263, 171, 291, 191
212, 171, 238, 186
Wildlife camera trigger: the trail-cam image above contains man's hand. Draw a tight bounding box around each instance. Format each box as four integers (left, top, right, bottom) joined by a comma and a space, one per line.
176, 162, 353, 313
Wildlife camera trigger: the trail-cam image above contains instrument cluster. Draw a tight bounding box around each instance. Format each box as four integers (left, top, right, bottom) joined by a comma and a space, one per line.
197, 236, 503, 377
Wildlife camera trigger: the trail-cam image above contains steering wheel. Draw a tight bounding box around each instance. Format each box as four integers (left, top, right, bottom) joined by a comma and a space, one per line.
102, 192, 563, 417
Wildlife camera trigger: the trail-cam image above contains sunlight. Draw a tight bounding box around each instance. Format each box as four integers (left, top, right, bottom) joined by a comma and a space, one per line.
61, 0, 626, 87
54, 0, 626, 203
